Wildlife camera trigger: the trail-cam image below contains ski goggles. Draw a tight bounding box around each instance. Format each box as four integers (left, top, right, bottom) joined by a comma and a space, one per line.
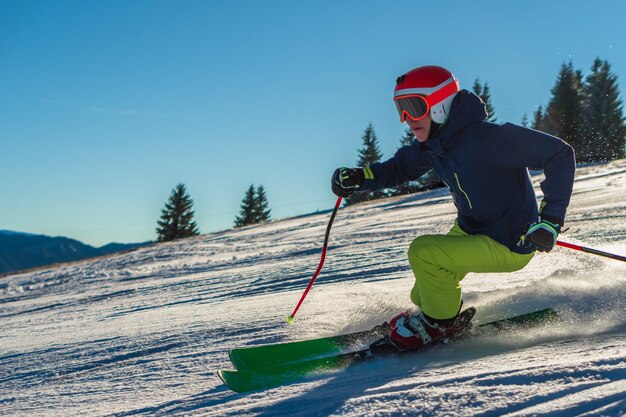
393, 77, 460, 122
394, 94, 430, 122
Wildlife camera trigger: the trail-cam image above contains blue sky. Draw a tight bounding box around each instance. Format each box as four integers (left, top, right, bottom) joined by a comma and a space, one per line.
1, 0, 625, 246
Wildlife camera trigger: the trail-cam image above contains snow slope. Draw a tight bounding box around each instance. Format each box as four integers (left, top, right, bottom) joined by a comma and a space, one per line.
1, 160, 625, 417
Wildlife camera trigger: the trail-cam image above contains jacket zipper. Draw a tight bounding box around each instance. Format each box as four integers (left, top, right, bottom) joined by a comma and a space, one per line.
454, 172, 473, 209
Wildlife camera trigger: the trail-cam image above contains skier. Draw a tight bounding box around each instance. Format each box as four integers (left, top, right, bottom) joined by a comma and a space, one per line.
331, 65, 575, 351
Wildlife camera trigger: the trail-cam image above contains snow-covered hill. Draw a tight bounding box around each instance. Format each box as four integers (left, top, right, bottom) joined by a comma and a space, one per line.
1, 160, 625, 416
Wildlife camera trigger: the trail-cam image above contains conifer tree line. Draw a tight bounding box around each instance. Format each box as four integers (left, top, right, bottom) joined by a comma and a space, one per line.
472, 78, 497, 123
532, 58, 626, 163
346, 57, 625, 205
156, 182, 272, 242
156, 58, 625, 237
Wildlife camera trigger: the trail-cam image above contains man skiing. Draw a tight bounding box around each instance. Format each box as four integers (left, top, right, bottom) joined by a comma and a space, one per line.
331, 65, 575, 351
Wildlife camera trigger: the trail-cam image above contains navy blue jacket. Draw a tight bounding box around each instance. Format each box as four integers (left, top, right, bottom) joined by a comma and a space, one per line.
362, 90, 575, 254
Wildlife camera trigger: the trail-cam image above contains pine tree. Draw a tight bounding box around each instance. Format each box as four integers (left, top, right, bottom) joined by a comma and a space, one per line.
545, 61, 587, 160
472, 78, 497, 123
520, 113, 530, 128
347, 123, 384, 205
583, 58, 626, 161
234, 185, 257, 228
356, 122, 383, 166
532, 106, 545, 130
234, 185, 272, 227
156, 183, 199, 242
533, 108, 542, 130
253, 185, 271, 223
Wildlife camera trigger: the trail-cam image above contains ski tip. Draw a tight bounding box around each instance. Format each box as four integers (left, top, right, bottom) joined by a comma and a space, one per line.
229, 349, 247, 371
217, 370, 239, 393
218, 369, 256, 394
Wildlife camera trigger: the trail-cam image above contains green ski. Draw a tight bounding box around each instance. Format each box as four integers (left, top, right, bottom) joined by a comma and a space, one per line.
229, 323, 389, 371
219, 308, 558, 393
219, 348, 372, 393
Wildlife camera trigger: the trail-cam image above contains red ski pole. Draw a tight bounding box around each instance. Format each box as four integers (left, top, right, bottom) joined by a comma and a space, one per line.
286, 197, 342, 324
556, 240, 626, 262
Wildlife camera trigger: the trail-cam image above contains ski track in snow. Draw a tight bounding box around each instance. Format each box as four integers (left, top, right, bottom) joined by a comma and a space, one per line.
1, 160, 625, 416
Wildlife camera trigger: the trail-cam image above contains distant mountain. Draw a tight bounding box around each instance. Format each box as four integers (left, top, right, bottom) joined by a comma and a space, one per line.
0, 231, 150, 275
0, 230, 41, 237
98, 242, 147, 254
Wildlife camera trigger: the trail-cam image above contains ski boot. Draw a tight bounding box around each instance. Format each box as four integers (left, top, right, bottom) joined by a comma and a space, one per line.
383, 307, 476, 352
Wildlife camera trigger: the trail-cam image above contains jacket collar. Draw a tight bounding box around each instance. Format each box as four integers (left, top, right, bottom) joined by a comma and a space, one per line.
422, 90, 487, 156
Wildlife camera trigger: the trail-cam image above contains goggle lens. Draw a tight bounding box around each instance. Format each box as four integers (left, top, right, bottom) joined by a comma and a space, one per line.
394, 95, 429, 122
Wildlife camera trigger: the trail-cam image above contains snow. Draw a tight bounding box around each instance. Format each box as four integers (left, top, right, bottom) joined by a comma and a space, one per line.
1, 160, 625, 416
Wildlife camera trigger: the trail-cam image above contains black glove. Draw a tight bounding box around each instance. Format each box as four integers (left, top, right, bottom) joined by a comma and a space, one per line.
519, 215, 562, 252
331, 167, 364, 198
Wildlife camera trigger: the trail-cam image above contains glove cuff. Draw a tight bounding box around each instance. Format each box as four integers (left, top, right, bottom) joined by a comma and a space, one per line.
540, 214, 563, 232
361, 166, 373, 181
356, 168, 366, 185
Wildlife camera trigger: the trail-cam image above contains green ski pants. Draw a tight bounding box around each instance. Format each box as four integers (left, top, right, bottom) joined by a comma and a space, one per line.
407, 221, 534, 320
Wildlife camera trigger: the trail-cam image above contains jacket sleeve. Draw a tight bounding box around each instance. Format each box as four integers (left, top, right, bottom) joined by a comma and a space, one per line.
487, 123, 576, 222
360, 143, 432, 191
